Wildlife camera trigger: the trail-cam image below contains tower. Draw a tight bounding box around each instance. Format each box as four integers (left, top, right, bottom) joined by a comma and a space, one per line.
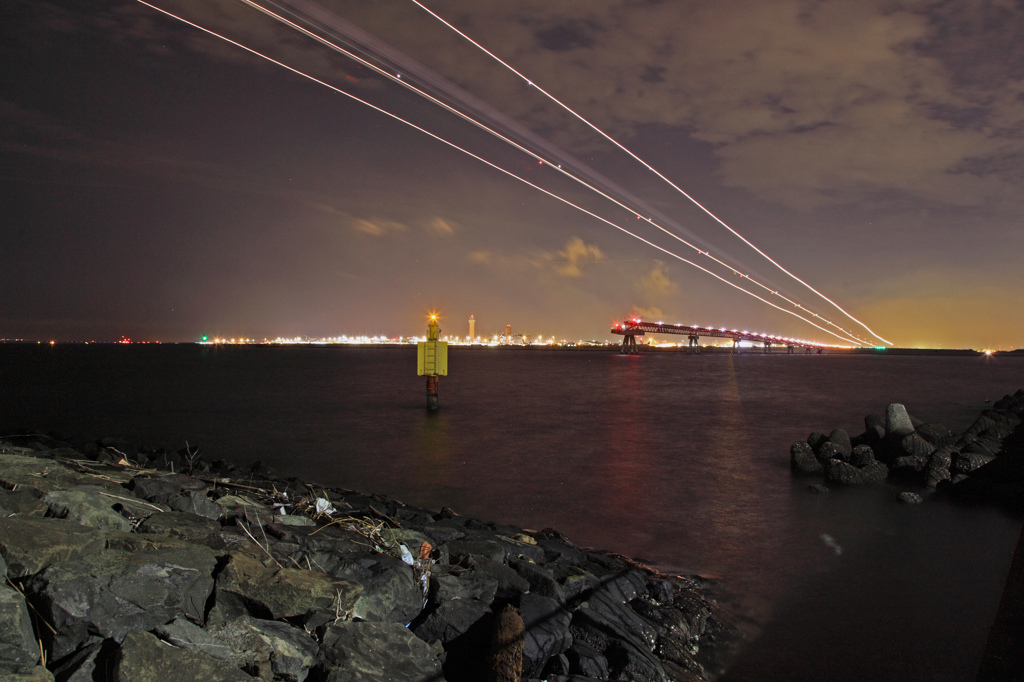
469, 314, 475, 342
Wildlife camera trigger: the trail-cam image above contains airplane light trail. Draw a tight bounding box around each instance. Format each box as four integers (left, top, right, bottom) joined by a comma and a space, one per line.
407, 0, 892, 347
135, 0, 864, 346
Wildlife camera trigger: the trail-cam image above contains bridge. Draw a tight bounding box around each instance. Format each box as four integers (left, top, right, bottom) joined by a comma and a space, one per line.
611, 317, 831, 355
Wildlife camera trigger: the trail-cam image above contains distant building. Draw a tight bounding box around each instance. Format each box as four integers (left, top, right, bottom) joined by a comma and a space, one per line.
469, 315, 475, 342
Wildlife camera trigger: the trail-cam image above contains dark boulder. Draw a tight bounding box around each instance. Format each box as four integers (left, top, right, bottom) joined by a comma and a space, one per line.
826, 429, 852, 460
520, 593, 573, 678
824, 459, 889, 486
26, 545, 218, 660
0, 584, 39, 672
0, 516, 106, 579
790, 442, 822, 474
849, 444, 875, 467
321, 621, 445, 681
114, 629, 252, 682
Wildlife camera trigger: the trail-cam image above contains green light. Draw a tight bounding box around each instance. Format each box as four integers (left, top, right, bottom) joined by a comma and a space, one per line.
201, 335, 208, 342
875, 346, 886, 351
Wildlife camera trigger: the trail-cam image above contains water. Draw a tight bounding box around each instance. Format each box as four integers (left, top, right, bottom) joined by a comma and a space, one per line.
2, 344, 1021, 680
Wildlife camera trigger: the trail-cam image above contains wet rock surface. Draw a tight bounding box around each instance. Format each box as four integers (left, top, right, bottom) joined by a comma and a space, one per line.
0, 434, 738, 681
790, 389, 1024, 511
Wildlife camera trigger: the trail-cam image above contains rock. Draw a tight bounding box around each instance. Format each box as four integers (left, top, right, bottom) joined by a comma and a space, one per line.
215, 616, 320, 682
41, 487, 134, 533
826, 429, 852, 460
128, 474, 208, 504
849, 444, 875, 467
818, 442, 847, 462
807, 484, 830, 494
885, 404, 915, 438
0, 454, 129, 495
316, 552, 423, 624
520, 593, 573, 678
114, 629, 252, 682
167, 491, 222, 520
917, 422, 953, 447
890, 455, 930, 478
824, 459, 889, 486
900, 432, 936, 459
320, 621, 445, 681
412, 597, 491, 645
510, 558, 567, 605
0, 665, 54, 681
0, 584, 39, 672
213, 552, 362, 628
488, 604, 524, 682
26, 545, 218, 659
0, 516, 106, 578
924, 446, 955, 489
566, 640, 609, 679
898, 492, 923, 504
953, 452, 997, 474
790, 442, 822, 474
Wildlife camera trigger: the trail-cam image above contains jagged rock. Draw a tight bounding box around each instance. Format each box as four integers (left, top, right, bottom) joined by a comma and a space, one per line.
806, 432, 826, 453
570, 606, 667, 682
0, 516, 106, 578
137, 510, 225, 547
0, 489, 47, 517
566, 639, 609, 679
790, 442, 822, 474
41, 487, 134, 533
153, 617, 237, 662
314, 552, 422, 624
0, 665, 54, 681
520, 593, 573, 678
320, 621, 445, 681
210, 616, 320, 682
511, 558, 567, 605
0, 584, 38, 672
48, 642, 102, 681
213, 552, 362, 628
826, 429, 852, 460
885, 404, 915, 438
128, 474, 208, 505
0, 454, 129, 495
458, 555, 530, 600
26, 545, 218, 659
412, 597, 491, 644
429, 568, 498, 606
167, 491, 222, 520
113, 629, 252, 682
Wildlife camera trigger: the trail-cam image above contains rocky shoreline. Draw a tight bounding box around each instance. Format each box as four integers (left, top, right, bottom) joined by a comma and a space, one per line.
790, 389, 1024, 510
0, 433, 738, 681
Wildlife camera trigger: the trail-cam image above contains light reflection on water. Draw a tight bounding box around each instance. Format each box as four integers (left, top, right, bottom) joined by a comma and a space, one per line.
2, 345, 1021, 680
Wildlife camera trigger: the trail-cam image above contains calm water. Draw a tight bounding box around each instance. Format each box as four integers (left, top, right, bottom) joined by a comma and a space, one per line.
2, 344, 1022, 680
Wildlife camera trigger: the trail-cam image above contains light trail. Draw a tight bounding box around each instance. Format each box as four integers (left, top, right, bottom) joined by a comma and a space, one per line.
407, 0, 892, 347
223, 0, 872, 345
135, 0, 863, 346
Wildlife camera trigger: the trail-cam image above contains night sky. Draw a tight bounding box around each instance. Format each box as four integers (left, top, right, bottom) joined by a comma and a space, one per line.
3, 0, 1022, 348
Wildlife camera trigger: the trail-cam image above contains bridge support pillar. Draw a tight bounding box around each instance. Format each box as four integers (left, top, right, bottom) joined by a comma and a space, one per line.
732, 339, 739, 354
687, 335, 700, 354
787, 344, 795, 354
763, 340, 772, 355
620, 334, 640, 355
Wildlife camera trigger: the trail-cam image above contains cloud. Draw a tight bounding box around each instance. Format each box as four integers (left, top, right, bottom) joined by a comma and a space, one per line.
351, 217, 406, 237
637, 261, 674, 294
427, 217, 456, 236
348, 0, 1024, 211
555, 236, 603, 277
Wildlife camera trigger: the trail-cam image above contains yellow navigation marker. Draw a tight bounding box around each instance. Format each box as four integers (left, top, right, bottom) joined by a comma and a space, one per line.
417, 314, 447, 410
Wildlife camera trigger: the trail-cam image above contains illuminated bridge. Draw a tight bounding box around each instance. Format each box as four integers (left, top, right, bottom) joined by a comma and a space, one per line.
611, 318, 830, 355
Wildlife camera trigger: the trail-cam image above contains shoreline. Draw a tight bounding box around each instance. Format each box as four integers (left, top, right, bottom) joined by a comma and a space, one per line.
0, 433, 741, 681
